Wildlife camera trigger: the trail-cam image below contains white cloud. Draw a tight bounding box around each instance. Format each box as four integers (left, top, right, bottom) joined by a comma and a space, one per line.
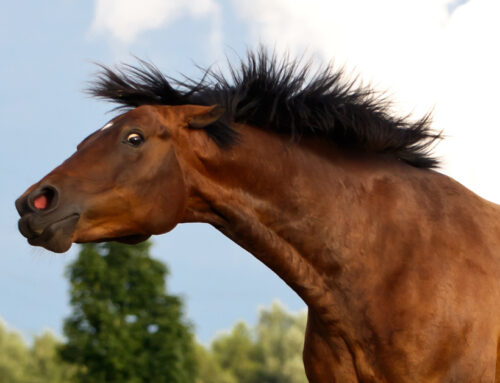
90, 0, 221, 47
234, 0, 500, 203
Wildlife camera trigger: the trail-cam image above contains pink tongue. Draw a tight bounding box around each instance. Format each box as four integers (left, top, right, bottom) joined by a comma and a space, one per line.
34, 195, 48, 210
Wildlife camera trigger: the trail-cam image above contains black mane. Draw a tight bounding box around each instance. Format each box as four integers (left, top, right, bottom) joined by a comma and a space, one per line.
89, 49, 442, 168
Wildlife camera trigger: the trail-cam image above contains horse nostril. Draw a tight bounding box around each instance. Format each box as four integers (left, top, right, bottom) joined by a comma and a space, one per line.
34, 194, 49, 210
33, 194, 49, 210
15, 185, 60, 217
29, 186, 59, 212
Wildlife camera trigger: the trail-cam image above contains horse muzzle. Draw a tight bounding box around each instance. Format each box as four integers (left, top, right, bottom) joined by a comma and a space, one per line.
15, 184, 80, 253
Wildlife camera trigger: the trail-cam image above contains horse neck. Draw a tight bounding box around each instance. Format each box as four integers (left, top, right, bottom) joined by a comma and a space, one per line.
178, 123, 409, 322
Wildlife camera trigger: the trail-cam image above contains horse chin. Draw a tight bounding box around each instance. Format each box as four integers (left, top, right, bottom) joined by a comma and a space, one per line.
25, 214, 80, 253
85, 233, 152, 245
113, 234, 152, 245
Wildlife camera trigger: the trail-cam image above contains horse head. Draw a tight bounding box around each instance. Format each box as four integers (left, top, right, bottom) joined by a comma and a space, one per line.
15, 104, 223, 252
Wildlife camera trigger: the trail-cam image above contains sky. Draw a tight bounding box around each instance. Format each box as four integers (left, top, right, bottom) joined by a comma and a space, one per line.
1, 0, 499, 344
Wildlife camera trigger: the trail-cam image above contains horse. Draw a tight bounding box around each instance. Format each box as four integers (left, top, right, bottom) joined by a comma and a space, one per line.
15, 50, 500, 382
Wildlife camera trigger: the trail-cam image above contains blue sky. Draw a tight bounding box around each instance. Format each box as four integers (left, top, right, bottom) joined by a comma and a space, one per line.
1, 0, 499, 343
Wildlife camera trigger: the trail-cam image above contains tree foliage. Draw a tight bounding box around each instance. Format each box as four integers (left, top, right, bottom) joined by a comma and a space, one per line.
0, 320, 31, 383
194, 344, 236, 383
211, 322, 259, 383
196, 302, 308, 383
29, 331, 80, 383
60, 242, 197, 383
254, 303, 308, 383
4, 240, 308, 383
0, 321, 76, 383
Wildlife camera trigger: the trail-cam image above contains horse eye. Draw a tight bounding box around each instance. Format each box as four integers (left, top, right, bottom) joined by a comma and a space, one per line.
126, 133, 144, 146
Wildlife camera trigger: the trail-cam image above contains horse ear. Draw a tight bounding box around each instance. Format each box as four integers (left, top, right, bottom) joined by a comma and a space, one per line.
188, 105, 225, 129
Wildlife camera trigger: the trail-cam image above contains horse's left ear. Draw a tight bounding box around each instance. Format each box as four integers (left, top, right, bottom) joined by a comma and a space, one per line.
188, 105, 226, 129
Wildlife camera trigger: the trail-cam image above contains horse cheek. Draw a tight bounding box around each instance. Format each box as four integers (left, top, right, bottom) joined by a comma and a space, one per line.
147, 150, 187, 234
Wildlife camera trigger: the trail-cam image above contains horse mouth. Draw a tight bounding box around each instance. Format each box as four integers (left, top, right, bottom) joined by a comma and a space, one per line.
18, 213, 80, 253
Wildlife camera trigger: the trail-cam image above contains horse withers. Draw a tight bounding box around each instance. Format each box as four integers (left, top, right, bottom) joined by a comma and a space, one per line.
16, 51, 500, 382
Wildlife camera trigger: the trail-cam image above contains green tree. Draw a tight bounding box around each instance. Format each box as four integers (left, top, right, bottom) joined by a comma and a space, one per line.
253, 302, 308, 383
29, 330, 78, 383
197, 302, 308, 383
194, 344, 236, 383
0, 320, 76, 383
0, 320, 31, 383
60, 241, 197, 383
211, 322, 259, 383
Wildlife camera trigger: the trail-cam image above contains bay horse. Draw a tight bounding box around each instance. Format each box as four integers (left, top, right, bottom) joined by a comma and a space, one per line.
16, 50, 500, 382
